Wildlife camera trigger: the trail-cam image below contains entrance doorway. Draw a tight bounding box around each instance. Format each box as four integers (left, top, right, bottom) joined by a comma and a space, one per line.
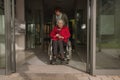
25, 0, 90, 73
2, 0, 120, 75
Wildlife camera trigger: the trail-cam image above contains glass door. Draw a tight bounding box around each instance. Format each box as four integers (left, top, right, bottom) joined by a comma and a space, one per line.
4, 0, 16, 74
25, 0, 42, 49
68, 0, 91, 73
91, 0, 120, 75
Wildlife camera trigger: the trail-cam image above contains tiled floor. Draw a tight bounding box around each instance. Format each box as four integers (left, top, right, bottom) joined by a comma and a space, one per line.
1, 70, 120, 80
0, 50, 120, 80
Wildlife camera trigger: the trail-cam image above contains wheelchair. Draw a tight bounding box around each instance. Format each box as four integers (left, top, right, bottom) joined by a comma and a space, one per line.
48, 40, 72, 64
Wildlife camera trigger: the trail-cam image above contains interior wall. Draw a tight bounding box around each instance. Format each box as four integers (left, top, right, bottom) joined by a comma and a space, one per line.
16, 0, 25, 22
15, 0, 25, 50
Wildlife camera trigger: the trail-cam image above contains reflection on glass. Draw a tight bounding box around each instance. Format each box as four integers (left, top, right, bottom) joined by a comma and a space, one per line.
0, 0, 5, 69
96, 0, 120, 69
27, 24, 36, 48
25, 1, 42, 49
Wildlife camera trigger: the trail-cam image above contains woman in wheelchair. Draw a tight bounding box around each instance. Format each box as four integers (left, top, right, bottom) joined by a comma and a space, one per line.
50, 19, 70, 62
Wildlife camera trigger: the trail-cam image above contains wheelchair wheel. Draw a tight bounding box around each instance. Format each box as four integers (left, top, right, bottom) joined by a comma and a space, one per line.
66, 41, 72, 60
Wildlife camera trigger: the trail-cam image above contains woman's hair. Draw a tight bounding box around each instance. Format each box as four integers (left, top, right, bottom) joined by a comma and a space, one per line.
57, 19, 65, 25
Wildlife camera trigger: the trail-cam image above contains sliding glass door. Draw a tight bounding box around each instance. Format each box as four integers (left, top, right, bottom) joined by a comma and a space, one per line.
91, 0, 120, 75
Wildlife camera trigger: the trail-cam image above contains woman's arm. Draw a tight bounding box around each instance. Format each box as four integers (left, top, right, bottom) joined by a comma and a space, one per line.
62, 27, 70, 39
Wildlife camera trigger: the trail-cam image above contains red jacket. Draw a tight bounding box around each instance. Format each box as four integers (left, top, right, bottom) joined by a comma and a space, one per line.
50, 26, 70, 43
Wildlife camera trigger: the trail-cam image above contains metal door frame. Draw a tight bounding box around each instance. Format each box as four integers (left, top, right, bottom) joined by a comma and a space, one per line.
5, 0, 16, 75
86, 0, 91, 73
90, 0, 120, 75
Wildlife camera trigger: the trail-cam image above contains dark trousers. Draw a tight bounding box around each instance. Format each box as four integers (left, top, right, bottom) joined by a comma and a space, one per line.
52, 40, 64, 57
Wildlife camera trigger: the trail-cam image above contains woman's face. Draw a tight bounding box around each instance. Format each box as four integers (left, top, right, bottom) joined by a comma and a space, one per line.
57, 20, 64, 28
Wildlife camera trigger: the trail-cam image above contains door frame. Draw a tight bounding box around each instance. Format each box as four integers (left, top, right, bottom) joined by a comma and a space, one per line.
86, 0, 91, 73
90, 0, 120, 75
3, 0, 120, 75
5, 0, 16, 75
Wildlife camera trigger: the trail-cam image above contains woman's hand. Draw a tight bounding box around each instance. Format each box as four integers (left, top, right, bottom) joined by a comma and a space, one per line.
56, 34, 60, 37
56, 34, 64, 39
58, 35, 64, 39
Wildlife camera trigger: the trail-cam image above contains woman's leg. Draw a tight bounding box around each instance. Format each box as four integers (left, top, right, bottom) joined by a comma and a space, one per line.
58, 40, 65, 59
52, 40, 58, 58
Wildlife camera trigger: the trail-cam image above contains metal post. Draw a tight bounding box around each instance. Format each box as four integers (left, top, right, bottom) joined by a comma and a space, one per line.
5, 0, 12, 75
11, 0, 16, 73
86, 0, 91, 73
5, 0, 16, 75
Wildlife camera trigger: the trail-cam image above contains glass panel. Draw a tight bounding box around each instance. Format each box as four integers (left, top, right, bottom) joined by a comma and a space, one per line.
25, 11, 41, 48
25, 0, 42, 49
96, 0, 120, 69
0, 0, 5, 69
67, 7, 87, 71
26, 24, 36, 48
75, 9, 87, 63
